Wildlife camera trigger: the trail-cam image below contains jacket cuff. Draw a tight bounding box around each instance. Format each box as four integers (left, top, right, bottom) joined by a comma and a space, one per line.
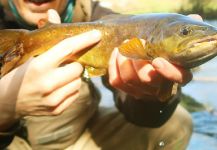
115, 89, 180, 127
0, 121, 22, 149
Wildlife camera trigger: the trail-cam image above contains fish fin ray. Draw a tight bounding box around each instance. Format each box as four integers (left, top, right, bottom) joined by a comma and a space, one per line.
118, 38, 150, 59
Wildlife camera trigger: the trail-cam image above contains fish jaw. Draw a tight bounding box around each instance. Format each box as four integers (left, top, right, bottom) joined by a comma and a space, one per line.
171, 34, 217, 68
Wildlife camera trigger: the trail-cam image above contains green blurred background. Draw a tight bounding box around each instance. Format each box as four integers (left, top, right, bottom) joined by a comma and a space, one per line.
97, 0, 217, 19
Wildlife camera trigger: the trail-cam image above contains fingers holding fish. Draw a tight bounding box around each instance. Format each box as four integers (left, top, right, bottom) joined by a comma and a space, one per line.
37, 9, 61, 28
37, 62, 83, 94
108, 48, 122, 87
41, 79, 81, 116
109, 48, 161, 98
152, 57, 193, 85
116, 52, 141, 85
35, 30, 102, 69
49, 91, 80, 116
2, 30, 102, 117
47, 9, 61, 24
42, 78, 81, 108
15, 63, 83, 116
17, 78, 81, 116
188, 14, 203, 21
108, 48, 141, 96
132, 59, 164, 87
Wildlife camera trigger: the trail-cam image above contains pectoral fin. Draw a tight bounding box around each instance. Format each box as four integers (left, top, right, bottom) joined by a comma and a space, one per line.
118, 38, 150, 60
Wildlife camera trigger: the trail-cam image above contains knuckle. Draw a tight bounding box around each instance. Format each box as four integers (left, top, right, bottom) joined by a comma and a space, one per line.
73, 62, 83, 72
109, 78, 120, 88
121, 74, 134, 84
140, 76, 152, 84
51, 109, 63, 116
44, 98, 59, 107
40, 81, 54, 94
30, 60, 43, 73
77, 78, 82, 87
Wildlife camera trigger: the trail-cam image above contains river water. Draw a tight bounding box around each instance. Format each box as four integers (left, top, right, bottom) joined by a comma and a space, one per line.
92, 20, 217, 150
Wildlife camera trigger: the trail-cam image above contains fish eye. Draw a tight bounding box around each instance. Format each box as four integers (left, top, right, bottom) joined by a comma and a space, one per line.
180, 27, 191, 36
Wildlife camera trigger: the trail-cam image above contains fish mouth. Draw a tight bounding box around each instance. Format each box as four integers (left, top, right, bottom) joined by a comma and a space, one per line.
174, 34, 217, 68
187, 34, 217, 49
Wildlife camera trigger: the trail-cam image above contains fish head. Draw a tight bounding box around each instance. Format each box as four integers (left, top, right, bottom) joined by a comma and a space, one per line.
160, 15, 217, 68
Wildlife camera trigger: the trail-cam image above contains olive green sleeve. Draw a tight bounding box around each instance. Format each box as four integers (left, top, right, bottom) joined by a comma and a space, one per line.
102, 77, 180, 128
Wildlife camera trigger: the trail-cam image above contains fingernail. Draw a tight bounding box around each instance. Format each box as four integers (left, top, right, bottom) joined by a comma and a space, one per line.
153, 58, 164, 69
89, 30, 102, 40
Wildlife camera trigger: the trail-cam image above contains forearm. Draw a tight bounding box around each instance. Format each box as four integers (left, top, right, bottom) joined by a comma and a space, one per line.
114, 90, 180, 127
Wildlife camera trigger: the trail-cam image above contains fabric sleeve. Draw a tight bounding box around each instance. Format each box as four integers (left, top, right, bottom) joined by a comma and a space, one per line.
0, 121, 22, 149
102, 77, 180, 128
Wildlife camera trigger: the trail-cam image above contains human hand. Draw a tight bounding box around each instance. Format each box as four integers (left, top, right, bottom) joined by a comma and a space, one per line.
0, 12, 101, 127
16, 30, 101, 116
108, 48, 192, 101
0, 29, 101, 119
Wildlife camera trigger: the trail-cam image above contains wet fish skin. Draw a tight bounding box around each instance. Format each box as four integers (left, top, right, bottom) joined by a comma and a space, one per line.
1, 13, 217, 77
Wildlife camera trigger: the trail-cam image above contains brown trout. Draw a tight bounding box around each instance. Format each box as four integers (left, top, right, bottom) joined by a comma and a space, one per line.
0, 13, 217, 77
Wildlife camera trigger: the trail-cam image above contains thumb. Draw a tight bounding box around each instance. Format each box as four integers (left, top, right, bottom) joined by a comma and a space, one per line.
37, 9, 61, 28
48, 9, 61, 24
